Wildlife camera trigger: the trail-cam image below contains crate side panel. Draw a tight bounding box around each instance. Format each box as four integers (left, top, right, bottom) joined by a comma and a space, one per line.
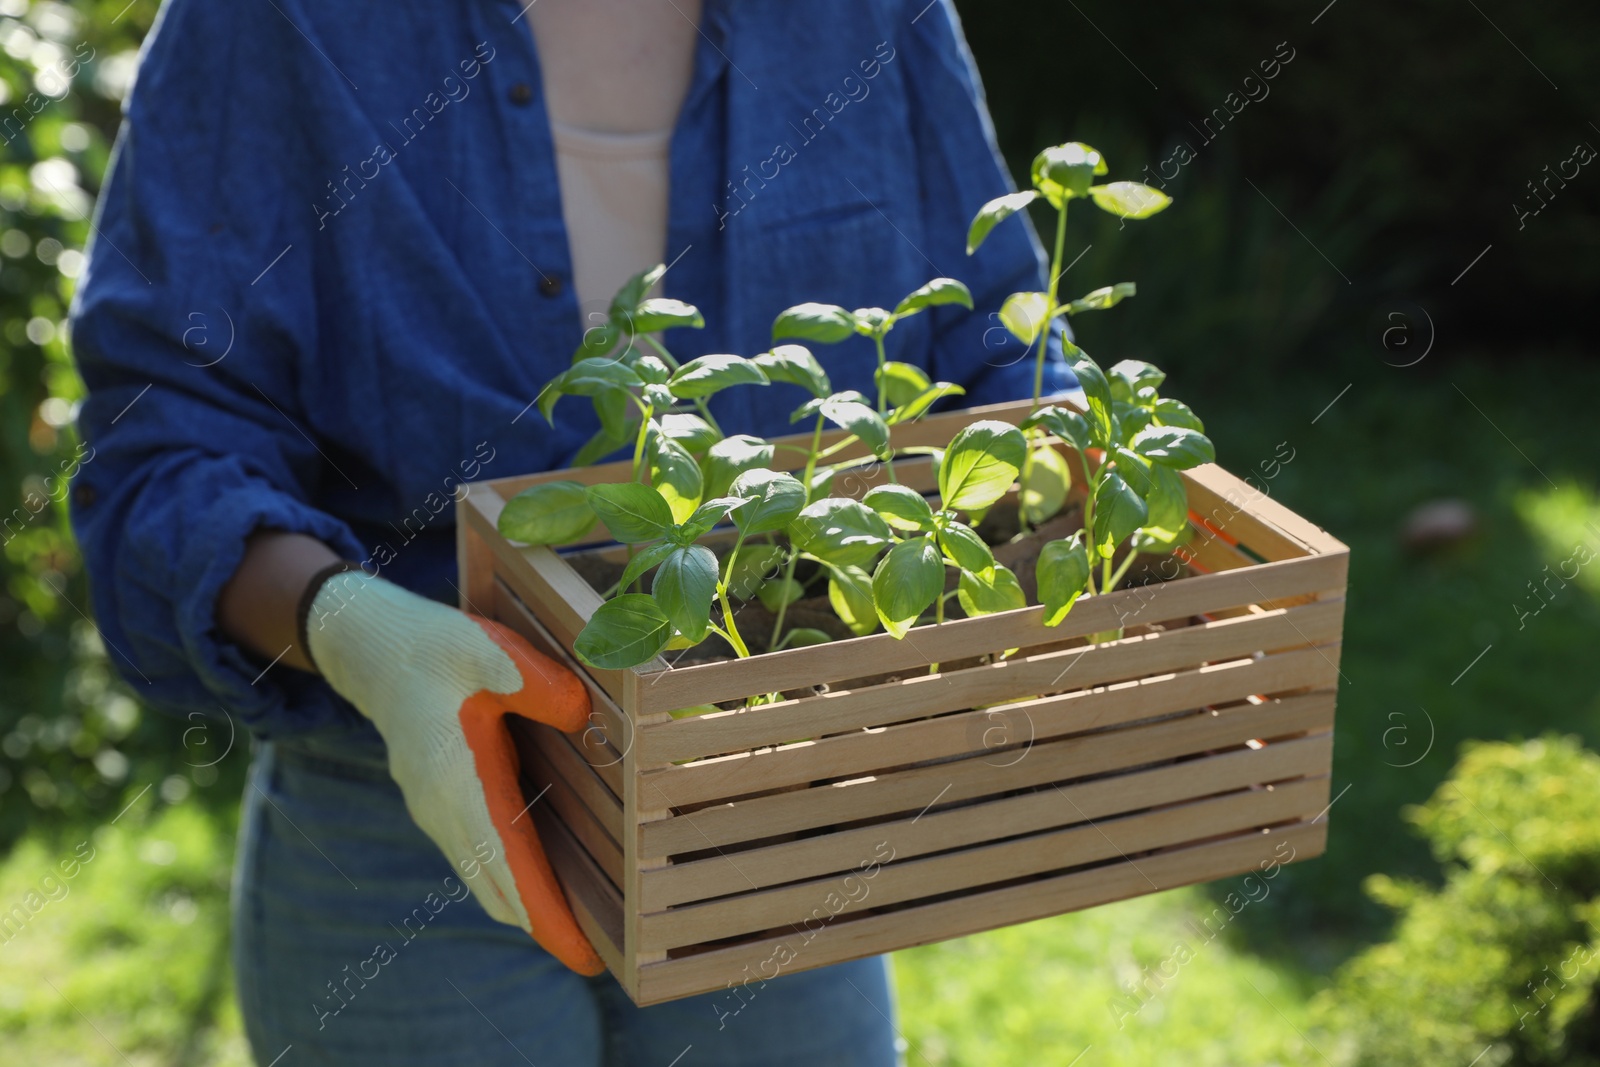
639, 732, 1332, 910
638, 691, 1334, 855
637, 776, 1328, 950
633, 820, 1326, 1006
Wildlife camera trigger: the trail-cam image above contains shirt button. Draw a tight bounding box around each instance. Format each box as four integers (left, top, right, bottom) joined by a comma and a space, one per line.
538, 274, 563, 298
508, 82, 534, 106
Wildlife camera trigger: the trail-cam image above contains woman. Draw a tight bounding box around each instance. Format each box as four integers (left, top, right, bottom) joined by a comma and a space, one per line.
70, 0, 1066, 1062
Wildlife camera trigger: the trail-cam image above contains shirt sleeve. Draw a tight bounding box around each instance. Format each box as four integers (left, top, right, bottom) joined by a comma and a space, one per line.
68, 0, 367, 738
899, 0, 1073, 406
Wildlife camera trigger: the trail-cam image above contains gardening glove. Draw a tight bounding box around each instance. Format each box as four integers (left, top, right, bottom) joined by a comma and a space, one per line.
303, 569, 604, 975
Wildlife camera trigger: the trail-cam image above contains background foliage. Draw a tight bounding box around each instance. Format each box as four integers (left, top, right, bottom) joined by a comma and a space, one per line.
0, 0, 1596, 1063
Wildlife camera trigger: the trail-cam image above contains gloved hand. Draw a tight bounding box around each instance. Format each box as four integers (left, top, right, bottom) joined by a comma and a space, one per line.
304, 569, 603, 975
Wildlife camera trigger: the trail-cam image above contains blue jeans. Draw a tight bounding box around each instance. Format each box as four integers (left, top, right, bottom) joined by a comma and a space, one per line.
232, 735, 903, 1066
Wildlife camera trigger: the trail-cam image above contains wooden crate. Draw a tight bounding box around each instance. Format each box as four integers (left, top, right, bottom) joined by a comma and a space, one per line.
456, 399, 1347, 1006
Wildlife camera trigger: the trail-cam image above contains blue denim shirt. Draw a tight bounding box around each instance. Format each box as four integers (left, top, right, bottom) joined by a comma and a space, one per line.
69, 0, 1068, 739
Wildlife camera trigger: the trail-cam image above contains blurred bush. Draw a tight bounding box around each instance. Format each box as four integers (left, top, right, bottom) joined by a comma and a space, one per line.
0, 1, 240, 849
957, 0, 1600, 367
1316, 735, 1600, 1065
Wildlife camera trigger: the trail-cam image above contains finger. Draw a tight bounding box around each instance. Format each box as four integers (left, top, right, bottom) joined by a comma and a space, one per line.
470, 617, 591, 733
458, 692, 605, 976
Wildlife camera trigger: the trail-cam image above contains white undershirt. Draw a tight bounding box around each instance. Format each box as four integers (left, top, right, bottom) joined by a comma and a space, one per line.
527, 1, 702, 321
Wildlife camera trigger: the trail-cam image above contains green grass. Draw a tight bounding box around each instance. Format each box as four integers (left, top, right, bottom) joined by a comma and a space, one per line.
6, 350, 1600, 1063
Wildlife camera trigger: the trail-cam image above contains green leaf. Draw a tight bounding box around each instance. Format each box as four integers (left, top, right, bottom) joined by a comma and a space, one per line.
887, 382, 966, 425
1114, 400, 1154, 438
826, 563, 879, 636
1154, 397, 1205, 432
756, 577, 805, 612
703, 434, 776, 499
728, 469, 806, 535
498, 481, 596, 545
643, 383, 675, 411
572, 321, 621, 363
875, 361, 931, 408
585, 482, 675, 544
851, 307, 892, 336
676, 495, 746, 543
1032, 142, 1106, 204
1112, 446, 1153, 496
1092, 473, 1148, 558
652, 545, 719, 642
1037, 534, 1092, 627
630, 297, 704, 333
1063, 282, 1138, 317
893, 277, 974, 317
1088, 181, 1172, 219
1000, 291, 1049, 345
617, 541, 680, 591
872, 537, 945, 639
938, 520, 995, 573
608, 264, 666, 320
1020, 445, 1072, 525
1022, 406, 1092, 452
752, 344, 831, 398
780, 627, 832, 649
940, 420, 1027, 513
574, 593, 672, 669
772, 302, 858, 345
538, 358, 642, 423
1130, 425, 1216, 469
634, 355, 672, 385
821, 397, 892, 460
657, 412, 720, 455
571, 420, 638, 466
790, 498, 894, 567
1109, 358, 1167, 398
669, 353, 769, 400
1064, 346, 1115, 446
648, 432, 704, 524
1141, 463, 1189, 542
863, 484, 935, 532
967, 190, 1039, 254
728, 544, 787, 599
958, 564, 1026, 617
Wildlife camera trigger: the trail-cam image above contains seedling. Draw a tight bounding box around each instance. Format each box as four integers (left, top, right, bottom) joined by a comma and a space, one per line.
498, 141, 1211, 671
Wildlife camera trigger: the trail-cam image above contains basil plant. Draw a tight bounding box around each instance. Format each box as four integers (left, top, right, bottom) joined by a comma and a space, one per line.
497, 140, 1211, 673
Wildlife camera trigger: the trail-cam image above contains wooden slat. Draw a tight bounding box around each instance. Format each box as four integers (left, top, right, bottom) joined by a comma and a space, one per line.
639, 691, 1334, 855
522, 744, 625, 889
638, 774, 1327, 950
632, 819, 1326, 1005
492, 578, 634, 778
634, 552, 1346, 716
517, 721, 624, 838
639, 598, 1345, 767
456, 487, 499, 614
639, 641, 1339, 805
532, 801, 627, 976
640, 733, 1331, 910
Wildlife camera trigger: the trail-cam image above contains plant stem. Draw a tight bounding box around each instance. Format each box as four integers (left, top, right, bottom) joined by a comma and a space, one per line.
1105, 549, 1141, 593
768, 415, 826, 652
767, 550, 801, 652
716, 533, 752, 658
873, 331, 889, 414
639, 334, 681, 370
929, 590, 956, 674
1032, 202, 1070, 410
